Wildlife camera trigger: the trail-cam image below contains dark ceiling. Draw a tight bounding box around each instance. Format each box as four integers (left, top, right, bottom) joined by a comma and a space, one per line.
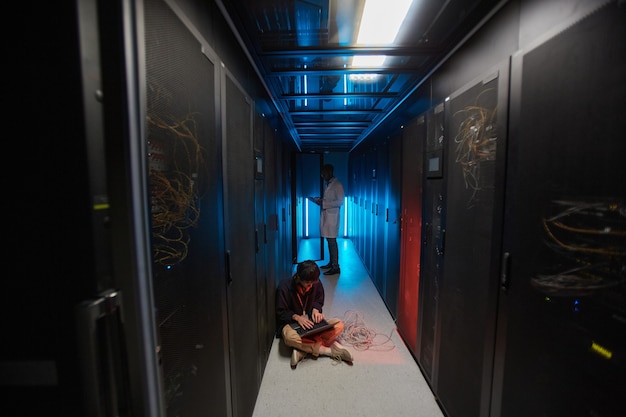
216, 0, 505, 152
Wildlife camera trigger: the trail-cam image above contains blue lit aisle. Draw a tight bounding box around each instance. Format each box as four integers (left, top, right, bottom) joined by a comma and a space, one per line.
252, 238, 444, 417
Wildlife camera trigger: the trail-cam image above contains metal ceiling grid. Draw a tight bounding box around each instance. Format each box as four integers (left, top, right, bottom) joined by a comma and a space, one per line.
217, 0, 505, 152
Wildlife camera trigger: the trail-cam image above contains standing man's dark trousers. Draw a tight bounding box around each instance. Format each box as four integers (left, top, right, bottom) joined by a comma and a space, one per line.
327, 237, 338, 268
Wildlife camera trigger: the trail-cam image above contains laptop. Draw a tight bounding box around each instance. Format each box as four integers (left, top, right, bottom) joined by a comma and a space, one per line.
290, 319, 334, 338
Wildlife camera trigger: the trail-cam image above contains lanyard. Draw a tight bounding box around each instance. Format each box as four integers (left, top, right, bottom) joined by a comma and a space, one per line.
296, 292, 307, 316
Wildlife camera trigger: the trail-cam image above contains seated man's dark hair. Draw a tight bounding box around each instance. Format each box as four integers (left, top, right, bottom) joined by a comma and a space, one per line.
297, 260, 320, 282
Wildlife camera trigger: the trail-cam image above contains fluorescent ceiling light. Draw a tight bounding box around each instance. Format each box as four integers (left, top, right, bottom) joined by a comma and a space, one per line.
357, 0, 413, 45
349, 73, 379, 82
353, 0, 413, 68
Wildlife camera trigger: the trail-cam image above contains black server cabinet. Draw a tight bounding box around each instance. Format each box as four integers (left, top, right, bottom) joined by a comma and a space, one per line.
397, 117, 426, 355
145, 0, 229, 415
385, 133, 403, 319
366, 148, 377, 275
222, 69, 260, 417
374, 142, 389, 302
254, 110, 270, 371
436, 65, 507, 417
5, 2, 103, 416
494, 3, 626, 416
418, 104, 446, 383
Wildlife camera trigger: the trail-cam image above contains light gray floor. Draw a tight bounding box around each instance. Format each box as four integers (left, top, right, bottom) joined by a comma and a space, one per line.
252, 238, 444, 417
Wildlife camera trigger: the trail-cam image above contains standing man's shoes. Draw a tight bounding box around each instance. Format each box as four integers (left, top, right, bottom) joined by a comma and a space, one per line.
324, 267, 340, 275
290, 349, 306, 369
320, 263, 332, 270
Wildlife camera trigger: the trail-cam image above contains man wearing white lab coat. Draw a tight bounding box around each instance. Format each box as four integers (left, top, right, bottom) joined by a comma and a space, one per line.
311, 164, 344, 275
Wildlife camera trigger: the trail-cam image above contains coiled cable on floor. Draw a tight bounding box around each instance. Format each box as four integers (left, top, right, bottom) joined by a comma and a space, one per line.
339, 309, 396, 351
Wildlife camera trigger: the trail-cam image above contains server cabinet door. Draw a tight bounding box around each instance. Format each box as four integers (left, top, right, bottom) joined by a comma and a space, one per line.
222, 69, 260, 417
494, 4, 626, 416
397, 117, 426, 355
144, 1, 229, 416
436, 65, 506, 417
384, 134, 403, 319
418, 105, 446, 385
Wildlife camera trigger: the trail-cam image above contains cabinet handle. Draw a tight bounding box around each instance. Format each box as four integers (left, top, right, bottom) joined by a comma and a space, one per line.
226, 250, 233, 285
75, 289, 128, 417
500, 252, 511, 291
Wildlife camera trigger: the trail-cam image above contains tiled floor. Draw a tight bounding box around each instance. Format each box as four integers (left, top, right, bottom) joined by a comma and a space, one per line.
252, 238, 444, 417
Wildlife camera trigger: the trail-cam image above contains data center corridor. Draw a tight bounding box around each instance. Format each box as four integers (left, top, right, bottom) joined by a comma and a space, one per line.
252, 238, 444, 417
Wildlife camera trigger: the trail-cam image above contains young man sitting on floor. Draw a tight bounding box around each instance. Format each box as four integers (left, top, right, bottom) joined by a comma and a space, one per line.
275, 260, 353, 368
